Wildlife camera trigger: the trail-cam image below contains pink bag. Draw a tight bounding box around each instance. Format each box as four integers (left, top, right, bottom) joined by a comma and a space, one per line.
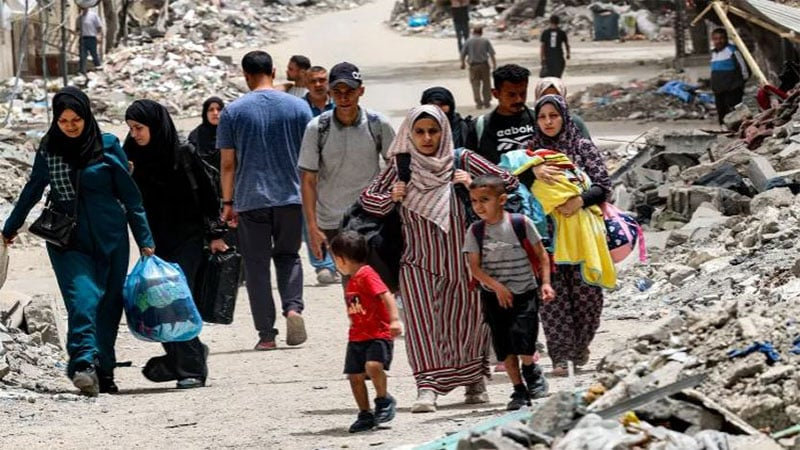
601, 203, 647, 264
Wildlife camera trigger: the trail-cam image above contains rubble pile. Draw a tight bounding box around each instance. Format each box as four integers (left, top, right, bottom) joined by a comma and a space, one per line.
165, 0, 371, 49
389, 0, 674, 43
447, 73, 800, 450
84, 37, 244, 121
570, 70, 716, 122
1, 0, 373, 126
0, 295, 73, 395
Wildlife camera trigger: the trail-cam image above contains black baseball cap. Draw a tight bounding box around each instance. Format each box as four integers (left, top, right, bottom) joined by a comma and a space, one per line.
329, 62, 362, 88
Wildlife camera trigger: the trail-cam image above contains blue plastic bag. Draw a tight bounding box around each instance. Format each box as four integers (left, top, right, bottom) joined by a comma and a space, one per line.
123, 256, 203, 343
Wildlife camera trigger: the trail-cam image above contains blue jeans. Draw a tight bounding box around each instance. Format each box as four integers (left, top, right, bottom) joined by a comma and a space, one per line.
303, 220, 336, 272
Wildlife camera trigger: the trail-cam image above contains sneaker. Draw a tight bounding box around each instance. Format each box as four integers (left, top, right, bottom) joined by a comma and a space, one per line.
349, 411, 376, 433
285, 313, 307, 346
72, 363, 99, 397
254, 339, 277, 351
98, 375, 119, 394
316, 268, 340, 285
374, 395, 397, 424
522, 364, 549, 399
176, 377, 205, 389
506, 385, 531, 411
464, 379, 490, 404
97, 368, 118, 394
410, 389, 437, 413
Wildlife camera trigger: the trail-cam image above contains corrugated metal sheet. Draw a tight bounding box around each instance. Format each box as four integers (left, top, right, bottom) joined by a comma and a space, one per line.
738, 0, 800, 35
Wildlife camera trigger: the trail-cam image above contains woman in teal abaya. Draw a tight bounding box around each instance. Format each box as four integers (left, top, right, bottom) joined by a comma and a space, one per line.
2, 87, 154, 396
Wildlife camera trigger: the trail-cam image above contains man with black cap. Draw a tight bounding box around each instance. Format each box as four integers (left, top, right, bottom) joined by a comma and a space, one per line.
299, 62, 395, 280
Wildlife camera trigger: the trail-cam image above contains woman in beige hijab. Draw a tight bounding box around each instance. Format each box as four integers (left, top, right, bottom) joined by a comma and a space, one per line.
361, 105, 518, 413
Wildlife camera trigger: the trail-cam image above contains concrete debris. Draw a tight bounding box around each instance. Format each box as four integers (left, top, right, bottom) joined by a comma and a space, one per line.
0, 295, 72, 395
1, 0, 370, 126
571, 70, 717, 122
389, 0, 675, 43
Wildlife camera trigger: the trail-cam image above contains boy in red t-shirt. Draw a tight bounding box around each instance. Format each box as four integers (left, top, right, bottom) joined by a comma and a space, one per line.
329, 231, 403, 433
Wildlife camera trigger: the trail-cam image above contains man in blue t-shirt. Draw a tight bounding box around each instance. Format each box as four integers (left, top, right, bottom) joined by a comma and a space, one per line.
218, 50, 313, 351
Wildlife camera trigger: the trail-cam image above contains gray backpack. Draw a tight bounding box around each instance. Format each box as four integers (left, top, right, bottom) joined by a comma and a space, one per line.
317, 110, 383, 153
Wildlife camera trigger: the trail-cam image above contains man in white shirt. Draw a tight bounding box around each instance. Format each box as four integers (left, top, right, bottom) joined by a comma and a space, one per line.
76, 7, 103, 74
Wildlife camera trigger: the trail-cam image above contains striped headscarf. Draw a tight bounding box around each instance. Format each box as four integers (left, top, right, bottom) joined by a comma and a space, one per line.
388, 105, 455, 233
534, 77, 568, 100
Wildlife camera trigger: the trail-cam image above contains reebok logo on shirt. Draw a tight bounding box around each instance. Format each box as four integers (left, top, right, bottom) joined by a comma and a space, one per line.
495, 125, 535, 151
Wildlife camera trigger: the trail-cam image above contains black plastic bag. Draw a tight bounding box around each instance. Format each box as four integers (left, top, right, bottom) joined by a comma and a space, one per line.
194, 248, 242, 324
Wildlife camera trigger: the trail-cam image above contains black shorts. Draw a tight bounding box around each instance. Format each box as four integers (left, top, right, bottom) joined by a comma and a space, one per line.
343, 339, 394, 375
481, 289, 539, 361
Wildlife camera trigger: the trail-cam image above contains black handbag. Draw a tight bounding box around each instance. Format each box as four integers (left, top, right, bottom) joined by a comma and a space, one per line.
194, 247, 242, 324
29, 171, 81, 248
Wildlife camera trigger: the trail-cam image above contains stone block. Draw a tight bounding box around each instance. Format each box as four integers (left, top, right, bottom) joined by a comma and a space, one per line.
738, 395, 788, 430
760, 366, 796, 385
750, 188, 795, 215
668, 265, 696, 286
748, 156, 780, 193
529, 391, 576, 435
688, 247, 727, 269
724, 353, 766, 388
639, 314, 685, 343
22, 295, 62, 349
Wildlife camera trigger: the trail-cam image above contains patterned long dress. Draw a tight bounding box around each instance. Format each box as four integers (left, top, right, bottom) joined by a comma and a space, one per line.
361, 150, 518, 394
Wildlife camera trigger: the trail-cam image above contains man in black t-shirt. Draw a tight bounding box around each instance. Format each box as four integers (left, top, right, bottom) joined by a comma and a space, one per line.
539, 15, 570, 78
465, 64, 535, 164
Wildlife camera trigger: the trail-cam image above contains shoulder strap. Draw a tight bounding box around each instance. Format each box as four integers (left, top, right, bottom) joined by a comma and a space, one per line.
453, 147, 467, 171
476, 114, 486, 147
471, 220, 486, 261
366, 112, 382, 153
509, 213, 541, 276
317, 112, 332, 153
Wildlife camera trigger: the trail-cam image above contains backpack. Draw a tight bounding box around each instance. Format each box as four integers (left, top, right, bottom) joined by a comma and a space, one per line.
452, 147, 551, 248
317, 109, 384, 153
497, 149, 550, 246
468, 213, 544, 290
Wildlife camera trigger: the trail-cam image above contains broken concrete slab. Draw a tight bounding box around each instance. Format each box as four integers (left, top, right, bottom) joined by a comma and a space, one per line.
22, 295, 61, 349
750, 188, 795, 215
748, 155, 781, 193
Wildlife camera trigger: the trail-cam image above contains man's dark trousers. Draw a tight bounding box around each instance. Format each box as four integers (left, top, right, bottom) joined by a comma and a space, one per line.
238, 205, 304, 341
79, 36, 101, 73
715, 87, 744, 126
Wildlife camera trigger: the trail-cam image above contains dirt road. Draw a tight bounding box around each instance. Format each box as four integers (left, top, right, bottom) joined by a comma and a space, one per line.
3, 1, 698, 449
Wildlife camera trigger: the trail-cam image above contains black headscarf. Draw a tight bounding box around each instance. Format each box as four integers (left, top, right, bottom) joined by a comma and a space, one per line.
46, 86, 103, 168
420, 86, 469, 149
420, 87, 456, 123
190, 96, 224, 158
123, 99, 180, 173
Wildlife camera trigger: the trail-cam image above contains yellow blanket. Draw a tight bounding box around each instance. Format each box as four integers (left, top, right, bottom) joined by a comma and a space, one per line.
516, 154, 616, 289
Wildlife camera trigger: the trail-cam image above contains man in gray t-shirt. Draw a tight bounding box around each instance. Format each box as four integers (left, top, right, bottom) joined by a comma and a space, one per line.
299, 62, 395, 267
460, 26, 497, 109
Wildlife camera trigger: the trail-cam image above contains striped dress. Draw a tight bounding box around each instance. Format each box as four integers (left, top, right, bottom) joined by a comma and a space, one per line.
361, 150, 518, 394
